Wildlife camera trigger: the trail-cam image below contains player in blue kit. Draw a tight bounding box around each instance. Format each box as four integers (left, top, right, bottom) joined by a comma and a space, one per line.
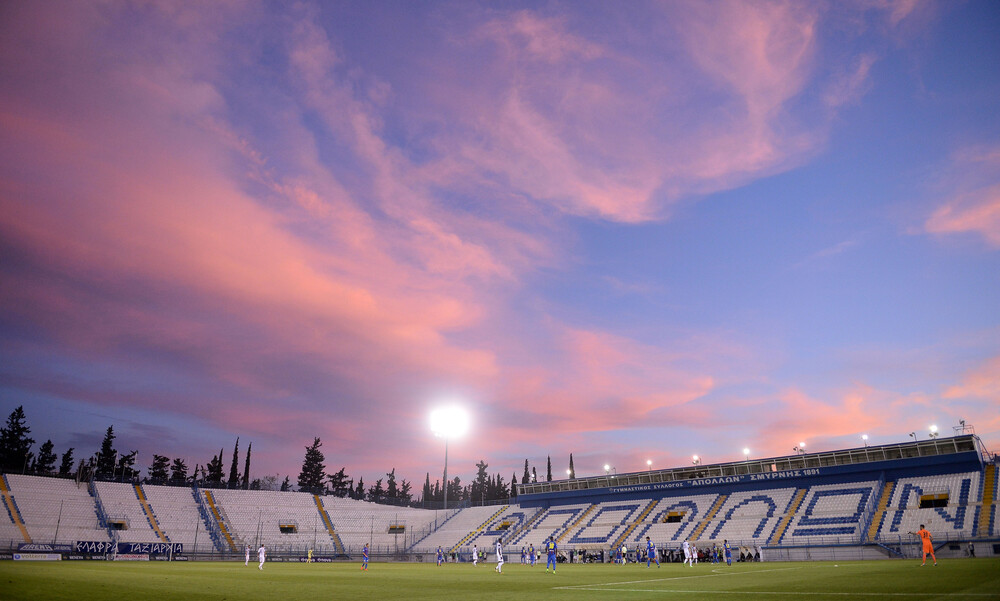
362, 543, 368, 571
645, 537, 660, 568
436, 546, 444, 566
528, 543, 536, 567
545, 536, 557, 573
723, 540, 732, 566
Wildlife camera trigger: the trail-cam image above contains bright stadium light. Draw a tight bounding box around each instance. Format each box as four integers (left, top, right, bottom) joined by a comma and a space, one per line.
430, 405, 470, 510
692, 455, 701, 465
646, 459, 652, 471
862, 434, 869, 447
743, 448, 750, 461
929, 424, 939, 439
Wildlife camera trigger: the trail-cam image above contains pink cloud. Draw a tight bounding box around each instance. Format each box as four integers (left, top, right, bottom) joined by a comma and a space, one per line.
925, 146, 1000, 247
943, 356, 1000, 402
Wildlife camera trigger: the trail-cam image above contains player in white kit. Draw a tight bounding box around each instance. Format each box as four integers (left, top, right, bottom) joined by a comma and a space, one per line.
494, 540, 504, 573
683, 540, 693, 566
473, 544, 478, 566
244, 544, 251, 566
257, 544, 266, 570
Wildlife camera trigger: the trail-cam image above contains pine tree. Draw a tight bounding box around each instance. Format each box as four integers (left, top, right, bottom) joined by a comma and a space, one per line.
569, 453, 576, 479
532, 467, 537, 482
297, 437, 326, 494
385, 468, 398, 500
148, 455, 170, 482
280, 475, 291, 491
522, 459, 530, 484
59, 447, 75, 476
34, 440, 57, 475
205, 450, 225, 483
368, 478, 385, 502
96, 426, 117, 478
327, 467, 351, 497
546, 456, 552, 481
227, 437, 240, 488
473, 460, 489, 505
354, 477, 365, 500
117, 450, 138, 481
399, 479, 413, 505
511, 472, 518, 497
0, 406, 35, 473
170, 458, 189, 482
241, 442, 252, 489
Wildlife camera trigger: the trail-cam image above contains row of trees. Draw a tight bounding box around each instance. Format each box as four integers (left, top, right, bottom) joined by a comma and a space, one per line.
2, 406, 579, 505
0, 406, 259, 488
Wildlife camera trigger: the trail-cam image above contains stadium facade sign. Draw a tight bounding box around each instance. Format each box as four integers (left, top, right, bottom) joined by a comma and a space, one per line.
608, 468, 823, 494
17, 543, 73, 552
113, 554, 150, 561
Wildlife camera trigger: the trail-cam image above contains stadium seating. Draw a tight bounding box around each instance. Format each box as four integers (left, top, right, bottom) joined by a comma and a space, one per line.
4, 474, 106, 545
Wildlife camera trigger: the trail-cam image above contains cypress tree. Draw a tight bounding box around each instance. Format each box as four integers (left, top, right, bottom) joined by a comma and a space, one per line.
242, 442, 252, 489
227, 437, 240, 488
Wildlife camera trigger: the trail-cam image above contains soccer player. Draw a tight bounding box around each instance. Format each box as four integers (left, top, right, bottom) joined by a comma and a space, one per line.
362, 543, 369, 570
723, 540, 732, 566
257, 544, 266, 570
528, 543, 536, 567
244, 544, 251, 566
437, 546, 444, 566
682, 540, 692, 566
621, 543, 628, 565
545, 536, 557, 573
472, 544, 478, 566
645, 537, 660, 568
495, 539, 504, 573
307, 548, 313, 563
909, 524, 937, 566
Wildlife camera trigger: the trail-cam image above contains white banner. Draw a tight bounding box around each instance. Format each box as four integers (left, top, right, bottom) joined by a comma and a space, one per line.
14, 553, 62, 561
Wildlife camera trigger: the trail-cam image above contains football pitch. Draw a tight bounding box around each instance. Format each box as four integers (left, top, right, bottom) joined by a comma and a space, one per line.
4, 559, 999, 601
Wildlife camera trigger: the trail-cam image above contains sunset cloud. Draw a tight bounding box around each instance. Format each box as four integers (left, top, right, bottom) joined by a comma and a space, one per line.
0, 1, 996, 486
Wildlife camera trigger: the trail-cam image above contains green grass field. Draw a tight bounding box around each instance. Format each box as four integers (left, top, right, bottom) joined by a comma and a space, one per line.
3, 559, 999, 601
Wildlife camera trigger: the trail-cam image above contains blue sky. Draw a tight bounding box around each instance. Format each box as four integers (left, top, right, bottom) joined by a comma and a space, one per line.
0, 1, 997, 489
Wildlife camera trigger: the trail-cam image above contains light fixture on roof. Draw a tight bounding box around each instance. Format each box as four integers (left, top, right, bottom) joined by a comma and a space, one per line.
743, 448, 750, 461
692, 455, 701, 465
646, 459, 652, 471
862, 434, 869, 447
929, 424, 939, 439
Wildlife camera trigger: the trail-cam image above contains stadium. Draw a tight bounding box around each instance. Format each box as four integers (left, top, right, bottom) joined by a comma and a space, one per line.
3, 0, 1000, 599
4, 434, 998, 561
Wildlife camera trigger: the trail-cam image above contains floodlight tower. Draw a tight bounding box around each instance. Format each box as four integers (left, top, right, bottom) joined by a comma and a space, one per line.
430, 405, 469, 510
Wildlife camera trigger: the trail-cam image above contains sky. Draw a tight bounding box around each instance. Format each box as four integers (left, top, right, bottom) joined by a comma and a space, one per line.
1, 1, 998, 491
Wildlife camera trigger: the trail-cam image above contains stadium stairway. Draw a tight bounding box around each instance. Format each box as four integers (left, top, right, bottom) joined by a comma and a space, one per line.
313, 495, 346, 555
134, 484, 169, 543
0, 475, 32, 543
556, 503, 597, 544
609, 498, 659, 551
689, 494, 727, 541
506, 507, 546, 546
866, 481, 895, 542
768, 488, 807, 545
203, 490, 238, 552
450, 505, 509, 553
977, 464, 995, 537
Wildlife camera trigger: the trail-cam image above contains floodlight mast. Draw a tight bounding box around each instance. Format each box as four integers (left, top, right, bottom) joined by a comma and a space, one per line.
430, 406, 469, 510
